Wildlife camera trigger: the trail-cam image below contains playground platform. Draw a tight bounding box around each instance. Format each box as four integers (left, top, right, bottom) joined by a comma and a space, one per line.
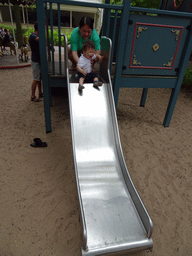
0, 45, 191, 71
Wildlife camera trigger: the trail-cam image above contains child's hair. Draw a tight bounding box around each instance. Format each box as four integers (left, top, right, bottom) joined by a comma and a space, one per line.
82, 40, 95, 52
79, 16, 94, 30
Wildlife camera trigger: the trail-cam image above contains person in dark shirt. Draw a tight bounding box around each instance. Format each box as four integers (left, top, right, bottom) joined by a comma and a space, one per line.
29, 22, 43, 102
2, 29, 10, 50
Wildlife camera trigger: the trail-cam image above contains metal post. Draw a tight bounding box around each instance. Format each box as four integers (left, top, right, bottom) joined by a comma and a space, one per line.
113, 0, 132, 107
101, 0, 110, 36
70, 10, 72, 28
25, 6, 29, 39
22, 6, 25, 24
36, 0, 52, 133
58, 3, 62, 75
8, 0, 19, 65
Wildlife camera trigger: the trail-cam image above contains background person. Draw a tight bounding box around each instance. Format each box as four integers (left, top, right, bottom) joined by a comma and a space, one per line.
68, 16, 101, 70
2, 29, 10, 51
29, 21, 43, 102
0, 27, 4, 37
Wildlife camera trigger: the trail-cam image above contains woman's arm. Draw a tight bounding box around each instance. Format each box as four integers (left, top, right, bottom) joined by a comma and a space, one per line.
72, 51, 79, 64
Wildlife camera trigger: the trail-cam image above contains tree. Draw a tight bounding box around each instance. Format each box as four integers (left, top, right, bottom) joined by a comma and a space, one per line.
13, 3, 23, 47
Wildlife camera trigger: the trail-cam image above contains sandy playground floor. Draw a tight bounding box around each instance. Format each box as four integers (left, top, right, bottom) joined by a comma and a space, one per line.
0, 66, 192, 256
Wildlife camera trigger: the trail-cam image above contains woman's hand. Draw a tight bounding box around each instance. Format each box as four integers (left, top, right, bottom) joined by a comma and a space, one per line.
97, 55, 104, 62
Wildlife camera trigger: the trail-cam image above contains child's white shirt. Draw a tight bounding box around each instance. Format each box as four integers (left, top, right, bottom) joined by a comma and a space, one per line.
77, 53, 96, 73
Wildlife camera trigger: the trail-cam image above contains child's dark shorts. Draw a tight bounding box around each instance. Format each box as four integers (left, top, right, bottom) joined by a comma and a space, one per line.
78, 71, 98, 83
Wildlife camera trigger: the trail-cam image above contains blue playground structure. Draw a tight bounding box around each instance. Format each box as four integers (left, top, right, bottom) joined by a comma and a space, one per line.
36, 0, 192, 133
36, 0, 192, 255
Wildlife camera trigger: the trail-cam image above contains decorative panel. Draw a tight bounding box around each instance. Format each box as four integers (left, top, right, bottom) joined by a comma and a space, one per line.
122, 14, 190, 76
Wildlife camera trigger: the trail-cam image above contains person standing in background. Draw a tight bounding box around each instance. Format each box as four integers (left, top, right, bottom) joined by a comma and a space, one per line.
29, 21, 43, 102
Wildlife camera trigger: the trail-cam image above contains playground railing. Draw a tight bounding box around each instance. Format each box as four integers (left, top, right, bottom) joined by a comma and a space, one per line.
43, 0, 123, 77
43, 0, 192, 77
36, 0, 192, 132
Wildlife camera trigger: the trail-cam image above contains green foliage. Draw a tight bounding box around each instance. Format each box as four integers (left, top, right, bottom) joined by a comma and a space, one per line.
65, 32, 71, 45
176, 0, 183, 6
131, 0, 160, 9
1, 25, 14, 36
29, 4, 36, 10
110, 0, 123, 5
23, 27, 34, 38
48, 29, 71, 45
108, 0, 160, 9
1, 25, 71, 45
182, 68, 192, 87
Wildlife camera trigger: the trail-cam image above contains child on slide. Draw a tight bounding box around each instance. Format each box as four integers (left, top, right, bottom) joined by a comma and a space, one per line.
77, 40, 103, 91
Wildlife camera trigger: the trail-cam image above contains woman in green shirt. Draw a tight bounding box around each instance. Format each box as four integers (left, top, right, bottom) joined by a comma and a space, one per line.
69, 16, 101, 70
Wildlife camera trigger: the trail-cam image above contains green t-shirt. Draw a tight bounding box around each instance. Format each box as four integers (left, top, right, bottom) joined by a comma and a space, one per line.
70, 27, 101, 52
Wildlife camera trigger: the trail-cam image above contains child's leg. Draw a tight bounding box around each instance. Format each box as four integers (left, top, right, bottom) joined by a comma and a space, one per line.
79, 77, 85, 86
93, 76, 102, 87
92, 72, 102, 87
78, 77, 85, 91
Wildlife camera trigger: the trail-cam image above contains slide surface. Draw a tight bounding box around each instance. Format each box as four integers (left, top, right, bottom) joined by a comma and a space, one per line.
66, 37, 153, 256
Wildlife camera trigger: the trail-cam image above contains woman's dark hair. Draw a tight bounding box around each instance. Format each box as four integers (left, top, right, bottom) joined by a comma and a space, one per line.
82, 40, 95, 51
79, 16, 94, 30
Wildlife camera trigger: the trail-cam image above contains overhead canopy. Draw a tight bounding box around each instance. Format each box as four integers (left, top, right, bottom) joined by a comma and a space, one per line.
0, 0, 103, 32
52, 3, 100, 13
0, 0, 102, 7
50, 0, 103, 32
51, 0, 103, 13
0, 0, 35, 5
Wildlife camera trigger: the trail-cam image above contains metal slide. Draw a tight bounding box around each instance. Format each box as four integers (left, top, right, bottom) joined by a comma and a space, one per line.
66, 36, 153, 256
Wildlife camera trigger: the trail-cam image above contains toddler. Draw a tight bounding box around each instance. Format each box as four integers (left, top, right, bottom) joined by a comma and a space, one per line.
77, 40, 103, 91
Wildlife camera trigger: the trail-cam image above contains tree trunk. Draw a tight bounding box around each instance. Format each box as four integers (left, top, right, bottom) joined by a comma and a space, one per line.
14, 4, 23, 48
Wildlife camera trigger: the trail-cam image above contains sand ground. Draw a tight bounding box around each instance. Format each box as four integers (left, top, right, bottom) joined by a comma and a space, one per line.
0, 66, 192, 256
